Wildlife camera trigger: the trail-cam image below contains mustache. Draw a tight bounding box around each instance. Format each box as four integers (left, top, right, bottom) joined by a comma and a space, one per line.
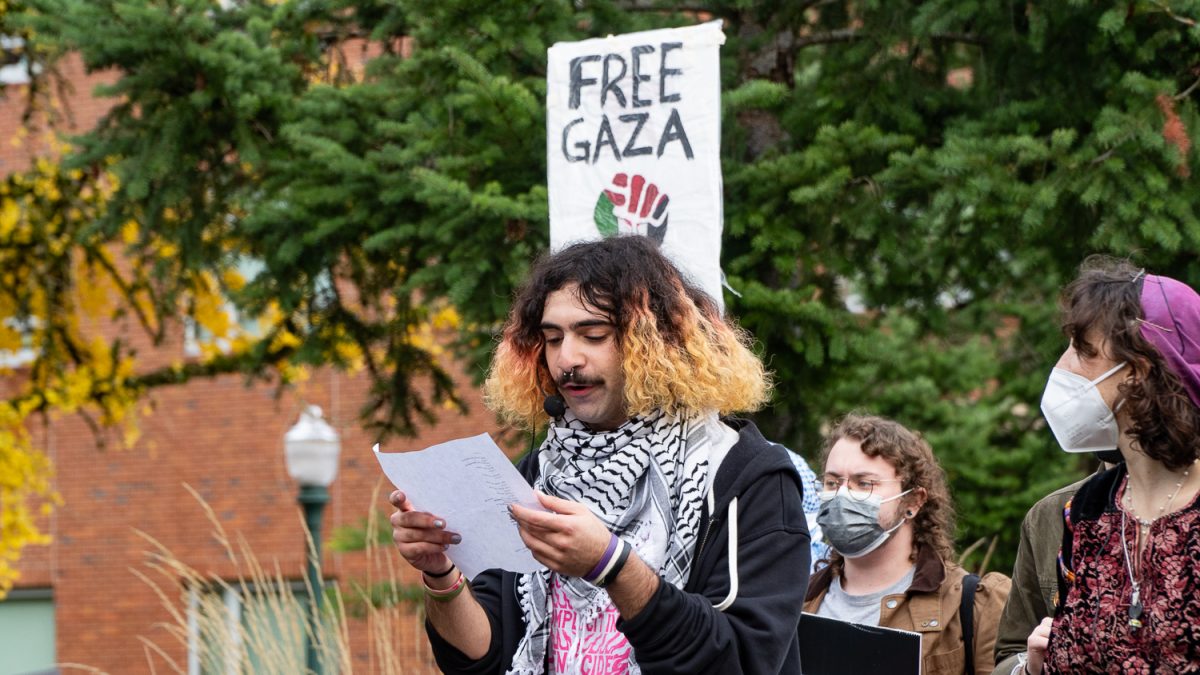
556, 372, 602, 387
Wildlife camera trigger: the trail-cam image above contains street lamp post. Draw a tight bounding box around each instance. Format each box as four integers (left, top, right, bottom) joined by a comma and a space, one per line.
284, 405, 341, 675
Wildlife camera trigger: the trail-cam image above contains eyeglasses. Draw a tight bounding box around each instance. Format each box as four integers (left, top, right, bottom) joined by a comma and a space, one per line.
819, 476, 904, 501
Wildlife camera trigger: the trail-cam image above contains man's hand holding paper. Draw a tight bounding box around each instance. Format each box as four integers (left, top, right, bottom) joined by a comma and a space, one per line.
375, 433, 549, 579
388, 490, 460, 576
509, 491, 614, 579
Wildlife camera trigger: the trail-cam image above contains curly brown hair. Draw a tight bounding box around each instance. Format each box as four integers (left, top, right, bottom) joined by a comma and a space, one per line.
1060, 256, 1200, 471
819, 414, 957, 574
483, 237, 771, 429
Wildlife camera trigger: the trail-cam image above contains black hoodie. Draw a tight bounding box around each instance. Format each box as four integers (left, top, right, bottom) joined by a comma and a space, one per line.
427, 418, 810, 674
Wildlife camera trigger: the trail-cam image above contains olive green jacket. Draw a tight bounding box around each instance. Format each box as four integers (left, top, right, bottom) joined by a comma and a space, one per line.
990, 477, 1090, 675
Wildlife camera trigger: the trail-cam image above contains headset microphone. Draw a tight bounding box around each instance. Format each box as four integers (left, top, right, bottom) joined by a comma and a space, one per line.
543, 394, 567, 417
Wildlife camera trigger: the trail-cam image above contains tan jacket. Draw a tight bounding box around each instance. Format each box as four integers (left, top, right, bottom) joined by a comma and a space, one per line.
804, 545, 1011, 675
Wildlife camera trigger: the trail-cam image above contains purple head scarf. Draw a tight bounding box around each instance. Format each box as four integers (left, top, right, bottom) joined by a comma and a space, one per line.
1140, 274, 1200, 409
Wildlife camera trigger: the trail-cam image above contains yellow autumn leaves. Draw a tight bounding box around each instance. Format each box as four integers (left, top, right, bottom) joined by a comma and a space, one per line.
1, 152, 471, 597
0, 158, 97, 598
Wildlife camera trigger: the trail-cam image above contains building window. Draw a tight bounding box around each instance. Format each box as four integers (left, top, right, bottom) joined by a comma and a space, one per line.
186, 582, 336, 675
183, 257, 268, 358
0, 36, 36, 86
0, 316, 37, 369
0, 588, 56, 674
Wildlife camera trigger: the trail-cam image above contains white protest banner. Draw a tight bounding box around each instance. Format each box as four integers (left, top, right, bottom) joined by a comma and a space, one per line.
547, 21, 726, 309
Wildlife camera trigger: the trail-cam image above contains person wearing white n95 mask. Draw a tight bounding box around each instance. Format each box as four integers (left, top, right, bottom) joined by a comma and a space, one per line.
1022, 259, 1200, 675
1040, 361, 1126, 453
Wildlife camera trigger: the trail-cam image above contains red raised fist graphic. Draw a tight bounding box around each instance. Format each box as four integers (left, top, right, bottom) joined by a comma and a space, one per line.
593, 173, 669, 244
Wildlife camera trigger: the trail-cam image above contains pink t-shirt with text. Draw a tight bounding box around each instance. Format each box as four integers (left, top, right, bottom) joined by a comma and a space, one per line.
547, 574, 632, 674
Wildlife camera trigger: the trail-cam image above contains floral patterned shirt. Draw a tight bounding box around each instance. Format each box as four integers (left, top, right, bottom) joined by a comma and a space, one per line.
1047, 466, 1200, 674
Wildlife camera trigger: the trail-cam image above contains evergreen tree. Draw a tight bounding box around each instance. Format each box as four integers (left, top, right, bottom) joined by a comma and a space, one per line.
2, 0, 1198, 584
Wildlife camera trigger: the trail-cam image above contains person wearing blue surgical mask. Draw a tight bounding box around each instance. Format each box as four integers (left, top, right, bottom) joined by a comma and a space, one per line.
804, 414, 1012, 675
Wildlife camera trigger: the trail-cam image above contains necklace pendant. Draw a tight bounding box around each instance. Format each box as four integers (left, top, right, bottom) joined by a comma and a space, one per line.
1129, 589, 1144, 630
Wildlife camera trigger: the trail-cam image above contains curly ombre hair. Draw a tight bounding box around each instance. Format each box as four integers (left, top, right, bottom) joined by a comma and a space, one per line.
484, 237, 771, 429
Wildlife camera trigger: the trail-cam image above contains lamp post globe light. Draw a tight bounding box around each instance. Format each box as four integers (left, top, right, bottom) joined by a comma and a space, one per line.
284, 404, 341, 675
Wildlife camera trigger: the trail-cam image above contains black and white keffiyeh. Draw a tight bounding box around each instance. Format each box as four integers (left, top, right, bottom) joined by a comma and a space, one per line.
506, 408, 716, 675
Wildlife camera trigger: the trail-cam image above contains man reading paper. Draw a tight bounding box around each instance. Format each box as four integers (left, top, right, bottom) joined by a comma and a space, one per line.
388, 236, 809, 674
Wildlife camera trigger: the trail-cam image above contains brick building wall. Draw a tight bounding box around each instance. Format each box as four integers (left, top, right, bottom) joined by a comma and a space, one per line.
3, 45, 505, 674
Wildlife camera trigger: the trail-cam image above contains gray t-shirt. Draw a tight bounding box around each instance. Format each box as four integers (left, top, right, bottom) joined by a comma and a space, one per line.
814, 565, 916, 626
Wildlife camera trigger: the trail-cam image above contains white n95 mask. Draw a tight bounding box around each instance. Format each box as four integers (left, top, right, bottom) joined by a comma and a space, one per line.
1039, 362, 1126, 453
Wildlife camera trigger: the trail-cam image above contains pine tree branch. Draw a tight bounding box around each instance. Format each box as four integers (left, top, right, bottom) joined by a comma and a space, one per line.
616, 4, 713, 13
1090, 131, 1139, 166
1150, 1, 1197, 27
793, 29, 985, 50
794, 28, 860, 49
1176, 75, 1200, 101
931, 32, 985, 46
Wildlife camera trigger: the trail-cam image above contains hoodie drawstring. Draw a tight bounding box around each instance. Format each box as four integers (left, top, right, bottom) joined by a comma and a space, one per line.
706, 486, 741, 612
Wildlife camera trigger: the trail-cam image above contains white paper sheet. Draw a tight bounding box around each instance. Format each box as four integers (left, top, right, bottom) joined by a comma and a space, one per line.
373, 434, 547, 579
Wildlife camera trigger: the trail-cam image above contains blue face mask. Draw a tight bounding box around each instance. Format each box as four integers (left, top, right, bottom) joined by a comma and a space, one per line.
816, 486, 912, 559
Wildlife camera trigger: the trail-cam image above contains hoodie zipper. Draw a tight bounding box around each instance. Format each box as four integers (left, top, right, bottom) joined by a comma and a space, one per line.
694, 511, 721, 563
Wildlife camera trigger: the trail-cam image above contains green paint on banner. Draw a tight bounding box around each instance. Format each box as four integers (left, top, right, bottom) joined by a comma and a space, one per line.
593, 192, 618, 238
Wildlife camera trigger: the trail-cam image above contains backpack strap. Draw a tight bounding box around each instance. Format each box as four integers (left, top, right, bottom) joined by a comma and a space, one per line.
960, 573, 980, 675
